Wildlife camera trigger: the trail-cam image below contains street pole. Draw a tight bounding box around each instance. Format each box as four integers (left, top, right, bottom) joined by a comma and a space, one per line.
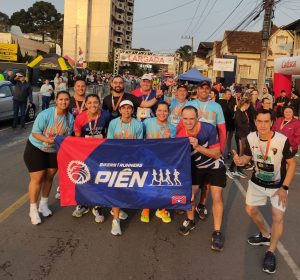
257, 0, 274, 97
74, 24, 79, 74
181, 35, 194, 69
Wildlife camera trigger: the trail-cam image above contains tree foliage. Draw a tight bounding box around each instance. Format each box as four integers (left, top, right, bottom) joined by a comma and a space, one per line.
176, 45, 193, 62
10, 1, 63, 44
0, 11, 10, 32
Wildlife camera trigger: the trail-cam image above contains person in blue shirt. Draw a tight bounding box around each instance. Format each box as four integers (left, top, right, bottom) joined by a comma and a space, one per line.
165, 84, 188, 136
24, 91, 74, 225
107, 100, 143, 236
141, 101, 175, 224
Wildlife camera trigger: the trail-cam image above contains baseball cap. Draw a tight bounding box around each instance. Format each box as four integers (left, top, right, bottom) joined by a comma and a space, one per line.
177, 84, 188, 91
198, 80, 211, 87
141, 73, 152, 81
16, 71, 25, 77
119, 100, 134, 108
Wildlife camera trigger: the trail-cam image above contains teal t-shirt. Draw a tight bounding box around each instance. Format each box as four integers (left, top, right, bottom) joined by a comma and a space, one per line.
143, 117, 176, 139
107, 117, 143, 139
29, 106, 74, 152
186, 99, 225, 126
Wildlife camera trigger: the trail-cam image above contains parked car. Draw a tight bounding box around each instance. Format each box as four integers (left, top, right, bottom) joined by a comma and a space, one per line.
0, 81, 39, 122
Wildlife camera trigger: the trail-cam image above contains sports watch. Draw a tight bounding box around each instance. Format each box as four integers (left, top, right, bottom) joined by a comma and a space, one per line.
281, 185, 289, 191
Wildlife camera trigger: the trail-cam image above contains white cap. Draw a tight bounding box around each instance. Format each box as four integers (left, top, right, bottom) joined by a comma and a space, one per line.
141, 73, 152, 81
119, 100, 134, 108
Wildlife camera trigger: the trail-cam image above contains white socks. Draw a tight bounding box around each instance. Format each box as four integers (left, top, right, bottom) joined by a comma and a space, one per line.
29, 203, 41, 225
38, 197, 52, 217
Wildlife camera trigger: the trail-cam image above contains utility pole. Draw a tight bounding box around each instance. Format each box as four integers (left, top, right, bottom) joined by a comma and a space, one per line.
181, 35, 194, 69
74, 24, 79, 74
257, 0, 274, 96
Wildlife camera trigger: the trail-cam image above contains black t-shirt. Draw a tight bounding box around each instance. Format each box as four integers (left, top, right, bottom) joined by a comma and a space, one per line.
102, 93, 142, 118
69, 96, 85, 118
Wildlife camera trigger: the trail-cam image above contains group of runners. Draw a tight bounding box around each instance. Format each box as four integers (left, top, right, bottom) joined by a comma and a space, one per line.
23, 74, 297, 275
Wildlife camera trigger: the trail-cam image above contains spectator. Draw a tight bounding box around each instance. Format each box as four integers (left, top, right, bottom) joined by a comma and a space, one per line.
274, 90, 289, 118
8, 71, 33, 129
40, 79, 54, 110
272, 106, 300, 157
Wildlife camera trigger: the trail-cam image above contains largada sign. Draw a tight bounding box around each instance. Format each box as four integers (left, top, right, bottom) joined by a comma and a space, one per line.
213, 58, 235, 72
120, 53, 175, 65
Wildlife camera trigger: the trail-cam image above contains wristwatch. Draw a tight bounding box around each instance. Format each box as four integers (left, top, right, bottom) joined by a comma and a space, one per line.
281, 185, 289, 191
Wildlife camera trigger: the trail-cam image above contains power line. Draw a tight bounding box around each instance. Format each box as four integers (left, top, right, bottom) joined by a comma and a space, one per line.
190, 0, 219, 35
204, 0, 247, 41
183, 0, 202, 35
133, 0, 196, 22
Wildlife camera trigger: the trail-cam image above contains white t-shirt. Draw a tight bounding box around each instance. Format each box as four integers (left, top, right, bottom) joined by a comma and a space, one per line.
244, 131, 292, 188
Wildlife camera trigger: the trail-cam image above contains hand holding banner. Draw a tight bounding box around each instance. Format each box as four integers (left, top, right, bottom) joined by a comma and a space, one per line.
55, 137, 192, 210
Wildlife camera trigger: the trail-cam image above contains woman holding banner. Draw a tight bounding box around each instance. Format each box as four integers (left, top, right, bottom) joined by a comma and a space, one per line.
72, 93, 111, 223
141, 101, 175, 223
24, 91, 74, 225
107, 100, 144, 235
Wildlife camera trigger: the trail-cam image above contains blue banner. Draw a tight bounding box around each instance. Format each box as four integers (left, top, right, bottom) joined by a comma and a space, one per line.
56, 136, 192, 210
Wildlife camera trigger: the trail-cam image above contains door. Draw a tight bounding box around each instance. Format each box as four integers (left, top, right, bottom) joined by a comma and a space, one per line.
0, 85, 13, 120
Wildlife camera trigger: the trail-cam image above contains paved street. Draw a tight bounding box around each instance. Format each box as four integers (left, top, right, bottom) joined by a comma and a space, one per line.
0, 123, 300, 280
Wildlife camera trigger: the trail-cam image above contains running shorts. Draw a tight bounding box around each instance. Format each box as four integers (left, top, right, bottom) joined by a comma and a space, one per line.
246, 180, 286, 212
23, 140, 58, 172
192, 167, 227, 188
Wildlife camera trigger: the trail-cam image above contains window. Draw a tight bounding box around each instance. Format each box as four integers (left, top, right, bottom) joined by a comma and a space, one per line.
0, 85, 12, 97
266, 67, 273, 79
239, 65, 251, 78
276, 36, 287, 44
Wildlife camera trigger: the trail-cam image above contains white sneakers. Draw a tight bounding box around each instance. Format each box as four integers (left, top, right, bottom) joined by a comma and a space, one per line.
38, 203, 53, 217
110, 209, 128, 220
29, 198, 52, 225
111, 218, 122, 236
29, 210, 41, 225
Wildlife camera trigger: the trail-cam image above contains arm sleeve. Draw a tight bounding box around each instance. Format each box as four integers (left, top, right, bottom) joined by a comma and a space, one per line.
217, 123, 226, 153
216, 104, 225, 125
207, 125, 220, 148
32, 112, 47, 134
282, 139, 293, 160
244, 138, 252, 156
107, 121, 115, 139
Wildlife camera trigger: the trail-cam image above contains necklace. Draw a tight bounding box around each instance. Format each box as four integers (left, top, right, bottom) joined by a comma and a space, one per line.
258, 132, 273, 162
75, 98, 85, 113
88, 111, 101, 135
120, 119, 131, 138
111, 94, 124, 116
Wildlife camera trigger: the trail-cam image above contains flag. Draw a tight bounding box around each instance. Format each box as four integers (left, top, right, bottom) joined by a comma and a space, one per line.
55, 136, 192, 210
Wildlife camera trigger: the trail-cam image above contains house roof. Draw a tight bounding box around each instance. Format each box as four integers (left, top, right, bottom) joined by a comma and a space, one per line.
223, 26, 279, 54
282, 19, 300, 31
224, 30, 262, 53
196, 41, 213, 58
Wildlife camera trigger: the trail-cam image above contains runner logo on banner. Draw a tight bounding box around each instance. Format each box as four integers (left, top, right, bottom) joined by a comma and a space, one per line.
55, 137, 192, 210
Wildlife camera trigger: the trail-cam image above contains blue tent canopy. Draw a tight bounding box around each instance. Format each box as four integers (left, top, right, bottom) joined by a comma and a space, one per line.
178, 67, 211, 83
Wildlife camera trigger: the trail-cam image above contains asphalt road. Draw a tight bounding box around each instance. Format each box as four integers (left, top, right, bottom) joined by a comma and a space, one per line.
0, 123, 300, 280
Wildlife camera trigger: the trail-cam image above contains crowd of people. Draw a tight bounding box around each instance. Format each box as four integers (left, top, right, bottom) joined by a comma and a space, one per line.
22, 73, 299, 275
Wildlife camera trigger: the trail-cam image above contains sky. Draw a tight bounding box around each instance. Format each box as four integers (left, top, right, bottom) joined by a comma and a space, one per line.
1, 0, 299, 52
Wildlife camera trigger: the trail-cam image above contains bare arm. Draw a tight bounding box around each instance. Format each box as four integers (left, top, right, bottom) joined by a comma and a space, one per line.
233, 150, 252, 166
282, 157, 296, 187
189, 137, 221, 159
